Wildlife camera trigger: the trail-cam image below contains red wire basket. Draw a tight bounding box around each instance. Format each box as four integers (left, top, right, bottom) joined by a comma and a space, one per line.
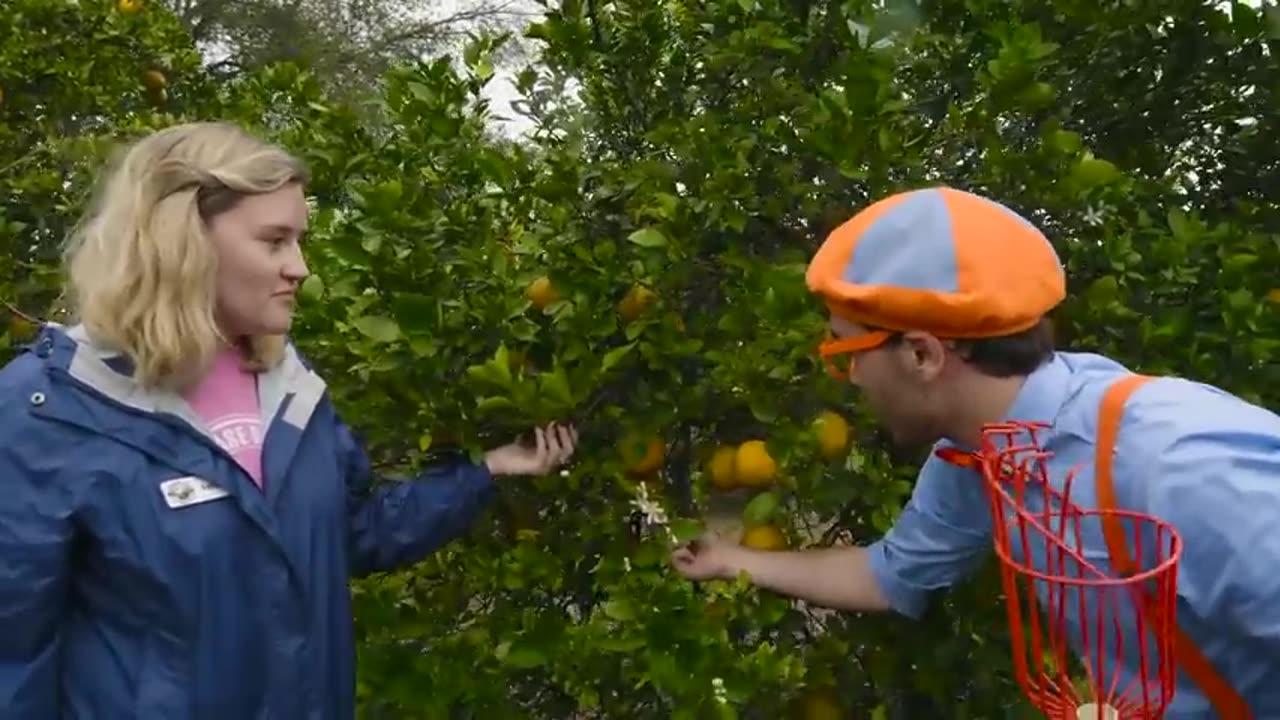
969, 421, 1184, 720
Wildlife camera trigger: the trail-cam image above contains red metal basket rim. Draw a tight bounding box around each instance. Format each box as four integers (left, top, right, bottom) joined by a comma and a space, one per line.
986, 495, 1184, 587
991, 535, 1183, 587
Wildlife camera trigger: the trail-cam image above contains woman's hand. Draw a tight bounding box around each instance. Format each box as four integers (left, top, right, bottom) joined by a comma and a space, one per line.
483, 423, 579, 477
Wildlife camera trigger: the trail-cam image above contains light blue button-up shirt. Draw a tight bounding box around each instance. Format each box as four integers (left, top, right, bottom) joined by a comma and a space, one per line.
868, 351, 1280, 717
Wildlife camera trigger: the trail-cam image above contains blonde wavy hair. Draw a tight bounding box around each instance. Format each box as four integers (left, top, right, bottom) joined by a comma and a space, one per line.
63, 121, 310, 392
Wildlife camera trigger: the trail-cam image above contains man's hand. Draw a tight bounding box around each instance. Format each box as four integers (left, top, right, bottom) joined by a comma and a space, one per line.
670, 534, 893, 613
671, 533, 743, 581
484, 423, 579, 477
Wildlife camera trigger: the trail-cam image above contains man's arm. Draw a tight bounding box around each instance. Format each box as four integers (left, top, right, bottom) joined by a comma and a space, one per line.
712, 543, 891, 612
688, 449, 993, 618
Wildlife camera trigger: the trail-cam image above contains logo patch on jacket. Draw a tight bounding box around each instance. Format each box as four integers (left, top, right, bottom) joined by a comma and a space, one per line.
159, 476, 231, 509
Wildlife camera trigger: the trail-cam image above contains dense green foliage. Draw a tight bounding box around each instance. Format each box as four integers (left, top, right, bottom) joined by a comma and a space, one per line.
3, 0, 1278, 717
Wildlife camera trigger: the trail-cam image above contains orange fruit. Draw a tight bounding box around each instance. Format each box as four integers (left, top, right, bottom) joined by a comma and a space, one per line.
740, 524, 787, 551
618, 285, 656, 322
798, 687, 842, 720
526, 276, 558, 310
142, 69, 167, 91
620, 433, 665, 476
813, 411, 850, 461
707, 446, 737, 490
734, 440, 776, 488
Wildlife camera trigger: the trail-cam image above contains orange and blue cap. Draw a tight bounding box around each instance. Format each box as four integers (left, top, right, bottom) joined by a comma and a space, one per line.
806, 186, 1066, 340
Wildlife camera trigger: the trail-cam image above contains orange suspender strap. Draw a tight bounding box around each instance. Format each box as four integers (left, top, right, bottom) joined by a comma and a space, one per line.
1095, 374, 1253, 720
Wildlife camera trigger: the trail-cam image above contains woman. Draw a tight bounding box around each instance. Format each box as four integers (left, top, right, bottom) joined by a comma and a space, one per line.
0, 121, 578, 719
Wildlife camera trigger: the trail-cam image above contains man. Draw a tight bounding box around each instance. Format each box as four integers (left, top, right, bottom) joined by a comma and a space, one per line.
670, 187, 1280, 718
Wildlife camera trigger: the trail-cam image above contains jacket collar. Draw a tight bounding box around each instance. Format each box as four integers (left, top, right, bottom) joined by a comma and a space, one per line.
32, 323, 329, 488
40, 323, 328, 438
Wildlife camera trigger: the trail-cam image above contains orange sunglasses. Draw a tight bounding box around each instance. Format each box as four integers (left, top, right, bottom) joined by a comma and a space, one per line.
817, 329, 895, 379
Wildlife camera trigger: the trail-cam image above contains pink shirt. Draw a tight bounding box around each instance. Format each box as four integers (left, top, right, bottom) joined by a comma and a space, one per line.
184, 347, 265, 488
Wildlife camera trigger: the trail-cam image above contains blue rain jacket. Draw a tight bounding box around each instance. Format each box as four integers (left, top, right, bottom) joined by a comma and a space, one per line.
0, 324, 496, 719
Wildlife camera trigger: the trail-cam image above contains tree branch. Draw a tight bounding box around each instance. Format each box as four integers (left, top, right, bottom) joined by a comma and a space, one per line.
2, 300, 41, 325
369, 2, 538, 54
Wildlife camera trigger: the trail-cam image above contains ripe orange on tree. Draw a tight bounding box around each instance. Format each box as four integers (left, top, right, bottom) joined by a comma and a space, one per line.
734, 440, 777, 488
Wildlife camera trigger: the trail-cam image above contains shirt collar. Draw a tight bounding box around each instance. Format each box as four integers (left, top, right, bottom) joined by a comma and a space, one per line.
999, 351, 1072, 427
935, 351, 1072, 463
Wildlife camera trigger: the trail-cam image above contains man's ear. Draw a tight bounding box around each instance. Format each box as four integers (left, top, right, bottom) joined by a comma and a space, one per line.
898, 330, 949, 380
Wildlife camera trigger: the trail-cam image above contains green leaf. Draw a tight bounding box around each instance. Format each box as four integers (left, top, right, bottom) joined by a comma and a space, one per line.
1223, 253, 1258, 273
1167, 208, 1190, 239
597, 635, 646, 653
1051, 129, 1082, 153
466, 358, 514, 390
600, 342, 636, 373
742, 491, 780, 525
353, 315, 401, 343
627, 227, 668, 248
1070, 155, 1121, 189
749, 396, 778, 423
327, 233, 371, 268
492, 344, 513, 382
1227, 287, 1253, 311
538, 365, 574, 409
477, 395, 517, 412
391, 292, 437, 333
524, 21, 550, 41
669, 518, 706, 543
408, 81, 434, 103
496, 639, 548, 669
601, 597, 637, 622
1085, 275, 1119, 305
299, 275, 324, 301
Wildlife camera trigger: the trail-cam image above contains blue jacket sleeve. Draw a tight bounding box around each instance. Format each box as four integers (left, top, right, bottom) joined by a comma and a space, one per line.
336, 416, 497, 577
0, 421, 74, 717
866, 447, 993, 619
1123, 387, 1280, 654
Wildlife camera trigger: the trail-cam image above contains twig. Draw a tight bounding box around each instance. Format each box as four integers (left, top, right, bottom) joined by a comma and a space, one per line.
0, 146, 48, 178
2, 301, 40, 325
370, 3, 537, 53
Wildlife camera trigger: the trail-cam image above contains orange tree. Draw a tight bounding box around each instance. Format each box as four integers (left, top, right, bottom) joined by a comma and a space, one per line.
0, 0, 204, 342
4, 0, 1280, 718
